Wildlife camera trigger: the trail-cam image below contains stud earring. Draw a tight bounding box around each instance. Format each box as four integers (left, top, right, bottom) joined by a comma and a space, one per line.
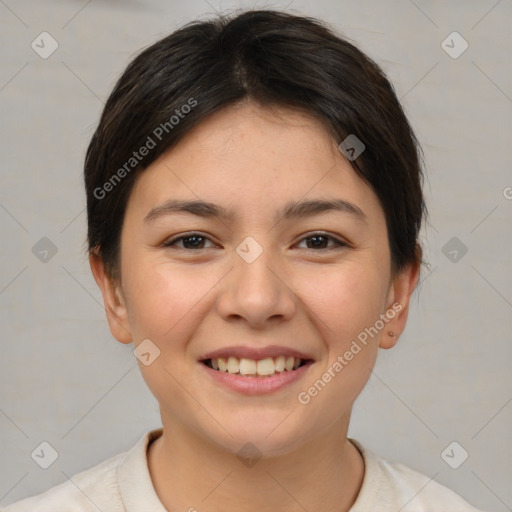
388, 331, 395, 337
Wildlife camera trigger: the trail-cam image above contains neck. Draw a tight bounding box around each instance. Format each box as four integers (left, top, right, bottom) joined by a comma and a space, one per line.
148, 412, 365, 512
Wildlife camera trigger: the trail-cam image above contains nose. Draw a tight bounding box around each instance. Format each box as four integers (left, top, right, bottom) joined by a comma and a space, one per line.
216, 242, 297, 330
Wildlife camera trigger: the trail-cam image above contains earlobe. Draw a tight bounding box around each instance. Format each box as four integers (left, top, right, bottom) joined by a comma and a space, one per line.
379, 248, 421, 350
379, 329, 399, 350
88, 251, 132, 345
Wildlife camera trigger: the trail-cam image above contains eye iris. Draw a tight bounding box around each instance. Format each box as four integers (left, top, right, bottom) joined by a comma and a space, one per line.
308, 235, 328, 249
183, 235, 204, 249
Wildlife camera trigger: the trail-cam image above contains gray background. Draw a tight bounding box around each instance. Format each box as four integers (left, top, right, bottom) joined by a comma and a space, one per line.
0, 0, 511, 510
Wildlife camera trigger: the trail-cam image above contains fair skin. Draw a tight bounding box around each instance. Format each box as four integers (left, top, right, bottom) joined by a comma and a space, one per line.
90, 100, 420, 512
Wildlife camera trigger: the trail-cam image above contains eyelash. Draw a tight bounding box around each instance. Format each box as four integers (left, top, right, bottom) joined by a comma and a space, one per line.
162, 232, 349, 251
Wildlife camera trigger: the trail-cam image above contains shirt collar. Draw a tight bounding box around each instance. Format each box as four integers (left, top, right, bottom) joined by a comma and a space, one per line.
117, 428, 167, 512
116, 431, 378, 512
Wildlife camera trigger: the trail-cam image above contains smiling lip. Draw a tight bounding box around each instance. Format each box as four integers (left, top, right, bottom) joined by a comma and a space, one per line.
201, 359, 314, 395
199, 345, 315, 396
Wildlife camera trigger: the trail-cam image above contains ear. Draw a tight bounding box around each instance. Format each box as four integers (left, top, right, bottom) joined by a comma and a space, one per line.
89, 250, 132, 344
379, 245, 422, 349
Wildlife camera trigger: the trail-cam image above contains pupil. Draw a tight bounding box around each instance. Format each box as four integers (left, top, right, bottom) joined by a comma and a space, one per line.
185, 236, 203, 248
309, 236, 326, 249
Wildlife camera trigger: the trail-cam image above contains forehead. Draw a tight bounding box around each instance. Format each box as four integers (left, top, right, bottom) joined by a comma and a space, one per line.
124, 100, 385, 229
177, 100, 339, 163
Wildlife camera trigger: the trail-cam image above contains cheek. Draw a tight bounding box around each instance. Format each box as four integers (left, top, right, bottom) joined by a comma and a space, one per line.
292, 264, 387, 422
121, 260, 216, 405
298, 260, 388, 346
123, 258, 216, 342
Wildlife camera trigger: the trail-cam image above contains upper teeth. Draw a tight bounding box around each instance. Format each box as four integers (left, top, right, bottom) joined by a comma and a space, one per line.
210, 356, 302, 377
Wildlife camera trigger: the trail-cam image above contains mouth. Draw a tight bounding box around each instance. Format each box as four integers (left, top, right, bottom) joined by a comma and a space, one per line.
201, 356, 312, 378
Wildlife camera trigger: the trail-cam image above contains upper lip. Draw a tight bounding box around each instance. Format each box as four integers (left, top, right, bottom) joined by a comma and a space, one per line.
199, 345, 315, 361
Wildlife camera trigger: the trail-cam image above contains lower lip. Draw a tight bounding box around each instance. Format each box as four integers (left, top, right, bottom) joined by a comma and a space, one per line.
200, 361, 314, 395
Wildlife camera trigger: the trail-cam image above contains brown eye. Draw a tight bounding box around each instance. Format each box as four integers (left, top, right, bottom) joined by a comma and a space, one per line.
163, 233, 215, 250
297, 233, 348, 250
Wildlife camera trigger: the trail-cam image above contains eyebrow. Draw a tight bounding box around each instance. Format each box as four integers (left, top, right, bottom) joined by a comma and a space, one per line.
143, 198, 367, 224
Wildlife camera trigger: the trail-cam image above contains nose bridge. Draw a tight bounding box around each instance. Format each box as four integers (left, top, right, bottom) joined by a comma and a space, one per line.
237, 242, 278, 294
234, 235, 282, 304
216, 235, 296, 327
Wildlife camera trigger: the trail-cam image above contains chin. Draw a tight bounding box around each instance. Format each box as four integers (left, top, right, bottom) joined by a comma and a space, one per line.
198, 412, 310, 458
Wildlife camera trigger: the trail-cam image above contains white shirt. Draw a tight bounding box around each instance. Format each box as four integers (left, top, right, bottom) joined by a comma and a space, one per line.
2, 428, 483, 511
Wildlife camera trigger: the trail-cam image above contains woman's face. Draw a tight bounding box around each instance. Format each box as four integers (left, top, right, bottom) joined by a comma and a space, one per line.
93, 100, 418, 456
